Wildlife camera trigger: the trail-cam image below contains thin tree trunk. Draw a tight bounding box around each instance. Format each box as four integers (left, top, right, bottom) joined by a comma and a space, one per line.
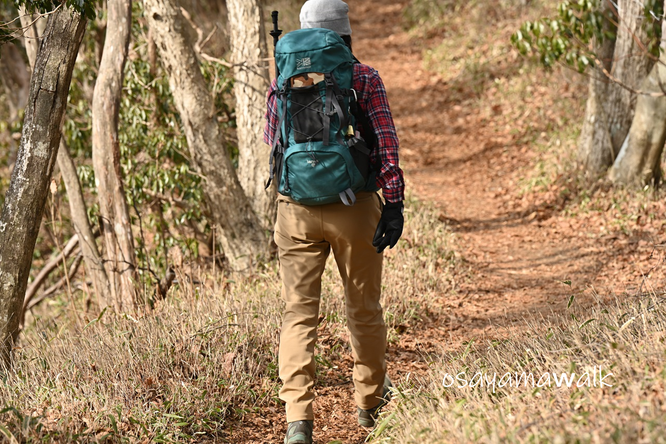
0, 43, 30, 122
18, 5, 47, 76
92, 0, 137, 312
228, 0, 276, 230
610, 13, 666, 186
20, 11, 112, 311
59, 140, 111, 307
0, 5, 87, 368
144, 0, 267, 271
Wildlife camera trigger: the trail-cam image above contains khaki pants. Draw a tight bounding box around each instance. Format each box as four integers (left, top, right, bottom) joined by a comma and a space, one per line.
274, 192, 387, 422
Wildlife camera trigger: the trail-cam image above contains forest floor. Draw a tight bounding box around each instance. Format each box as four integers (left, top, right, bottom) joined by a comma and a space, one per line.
235, 0, 666, 442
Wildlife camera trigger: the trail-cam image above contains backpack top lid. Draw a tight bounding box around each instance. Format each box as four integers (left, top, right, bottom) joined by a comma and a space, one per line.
275, 28, 353, 81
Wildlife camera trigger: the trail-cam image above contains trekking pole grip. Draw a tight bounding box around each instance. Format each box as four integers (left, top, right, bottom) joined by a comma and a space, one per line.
270, 11, 282, 78
270, 11, 282, 45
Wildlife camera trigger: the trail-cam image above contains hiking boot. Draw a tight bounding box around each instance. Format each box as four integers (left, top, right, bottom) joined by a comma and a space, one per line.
284, 420, 313, 444
358, 375, 393, 428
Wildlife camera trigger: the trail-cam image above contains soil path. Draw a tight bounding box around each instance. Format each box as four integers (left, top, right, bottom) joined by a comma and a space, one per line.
353, 0, 596, 346
236, 0, 662, 441
354, 0, 659, 334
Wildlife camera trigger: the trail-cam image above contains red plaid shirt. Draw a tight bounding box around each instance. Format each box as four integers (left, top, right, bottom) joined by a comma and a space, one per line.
264, 63, 405, 203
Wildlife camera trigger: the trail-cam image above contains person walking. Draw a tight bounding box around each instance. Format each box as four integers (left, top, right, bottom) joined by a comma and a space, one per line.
264, 1, 405, 442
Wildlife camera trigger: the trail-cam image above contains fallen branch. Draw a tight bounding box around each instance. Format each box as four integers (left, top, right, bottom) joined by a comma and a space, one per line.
23, 234, 79, 309
25, 252, 83, 313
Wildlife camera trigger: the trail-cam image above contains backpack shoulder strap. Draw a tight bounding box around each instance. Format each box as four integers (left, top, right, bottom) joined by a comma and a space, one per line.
348, 67, 378, 151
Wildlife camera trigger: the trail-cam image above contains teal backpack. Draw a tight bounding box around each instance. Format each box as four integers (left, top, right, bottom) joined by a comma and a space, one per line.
267, 28, 378, 206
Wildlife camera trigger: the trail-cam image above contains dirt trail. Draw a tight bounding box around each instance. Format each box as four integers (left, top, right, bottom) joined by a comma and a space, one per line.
235, 0, 663, 442
354, 0, 584, 337
354, 0, 658, 333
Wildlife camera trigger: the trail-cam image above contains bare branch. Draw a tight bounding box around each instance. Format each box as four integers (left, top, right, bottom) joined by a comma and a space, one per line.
25, 252, 83, 312
23, 234, 79, 310
142, 188, 195, 211
199, 24, 218, 52
178, 5, 271, 70
594, 57, 666, 97
553, 58, 666, 98
0, 3, 63, 39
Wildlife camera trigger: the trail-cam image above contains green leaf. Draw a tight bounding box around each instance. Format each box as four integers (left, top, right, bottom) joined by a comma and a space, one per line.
579, 318, 596, 329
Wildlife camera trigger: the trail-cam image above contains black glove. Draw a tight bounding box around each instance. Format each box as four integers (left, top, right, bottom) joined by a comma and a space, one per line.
372, 200, 404, 253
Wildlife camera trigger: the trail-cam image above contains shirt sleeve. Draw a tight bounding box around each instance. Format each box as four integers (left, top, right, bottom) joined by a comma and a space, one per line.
264, 79, 278, 146
357, 66, 405, 203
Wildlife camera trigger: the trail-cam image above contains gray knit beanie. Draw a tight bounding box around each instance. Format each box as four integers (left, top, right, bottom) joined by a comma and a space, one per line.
300, 0, 352, 36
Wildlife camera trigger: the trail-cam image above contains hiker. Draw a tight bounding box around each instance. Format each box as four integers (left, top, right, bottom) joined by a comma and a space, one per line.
263, 0, 405, 442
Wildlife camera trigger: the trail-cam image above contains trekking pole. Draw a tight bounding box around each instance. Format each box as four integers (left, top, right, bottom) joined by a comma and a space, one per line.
265, 11, 284, 191
270, 11, 282, 79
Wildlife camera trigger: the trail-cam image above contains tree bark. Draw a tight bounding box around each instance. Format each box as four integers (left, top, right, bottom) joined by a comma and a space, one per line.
143, 0, 268, 271
577, 71, 616, 176
18, 6, 47, 76
578, 0, 651, 177
92, 0, 137, 312
604, 0, 652, 150
610, 14, 666, 186
0, 43, 30, 122
228, 0, 276, 231
0, 5, 87, 368
577, 0, 617, 176
58, 140, 112, 307
20, 11, 112, 311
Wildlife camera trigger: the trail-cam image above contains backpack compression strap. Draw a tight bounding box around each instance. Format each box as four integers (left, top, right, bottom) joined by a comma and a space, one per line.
324, 73, 349, 147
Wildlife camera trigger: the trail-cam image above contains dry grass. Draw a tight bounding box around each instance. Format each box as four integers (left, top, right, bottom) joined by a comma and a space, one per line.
366, 1, 666, 443
369, 292, 666, 443
0, 195, 456, 442
1, 273, 284, 442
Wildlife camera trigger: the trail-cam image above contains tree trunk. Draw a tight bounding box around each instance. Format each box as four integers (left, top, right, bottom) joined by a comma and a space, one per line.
604, 0, 652, 150
92, 0, 137, 312
578, 0, 651, 176
577, 0, 617, 176
228, 0, 276, 231
18, 6, 47, 76
20, 11, 112, 311
0, 43, 30, 122
577, 72, 615, 176
610, 14, 666, 186
0, 6, 87, 368
143, 0, 268, 271
58, 140, 112, 308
